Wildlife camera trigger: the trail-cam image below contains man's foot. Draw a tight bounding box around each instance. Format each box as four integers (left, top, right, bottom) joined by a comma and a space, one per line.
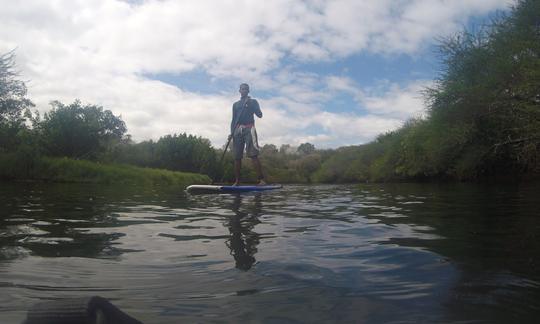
257, 179, 267, 186
232, 181, 239, 186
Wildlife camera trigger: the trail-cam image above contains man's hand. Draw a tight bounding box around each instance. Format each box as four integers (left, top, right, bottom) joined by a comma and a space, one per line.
228, 134, 233, 141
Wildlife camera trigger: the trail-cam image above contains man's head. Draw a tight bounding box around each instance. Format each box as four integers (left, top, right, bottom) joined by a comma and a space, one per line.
239, 83, 250, 97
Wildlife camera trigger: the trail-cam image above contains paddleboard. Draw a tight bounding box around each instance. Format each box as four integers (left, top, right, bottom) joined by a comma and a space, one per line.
186, 184, 282, 193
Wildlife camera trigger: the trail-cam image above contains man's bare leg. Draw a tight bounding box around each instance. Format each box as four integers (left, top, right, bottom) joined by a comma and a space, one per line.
233, 159, 241, 186
251, 157, 266, 185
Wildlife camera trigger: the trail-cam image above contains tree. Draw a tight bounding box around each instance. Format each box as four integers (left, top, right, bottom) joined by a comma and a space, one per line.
295, 153, 321, 182
425, 0, 540, 176
0, 50, 34, 151
39, 100, 127, 159
154, 133, 218, 175
297, 142, 315, 155
261, 144, 278, 155
113, 133, 219, 177
279, 144, 292, 155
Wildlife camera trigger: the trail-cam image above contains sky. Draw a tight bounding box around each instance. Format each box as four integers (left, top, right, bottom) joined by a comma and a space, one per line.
0, 0, 514, 149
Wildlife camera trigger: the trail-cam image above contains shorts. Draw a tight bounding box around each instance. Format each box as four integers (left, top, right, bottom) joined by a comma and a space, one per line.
233, 125, 260, 160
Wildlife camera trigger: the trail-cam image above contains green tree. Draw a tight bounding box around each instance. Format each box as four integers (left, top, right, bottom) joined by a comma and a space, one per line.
261, 144, 278, 155
425, 0, 540, 177
315, 0, 539, 183
295, 153, 321, 182
0, 51, 34, 151
154, 133, 218, 175
297, 142, 315, 155
39, 100, 127, 159
113, 133, 219, 178
279, 144, 292, 155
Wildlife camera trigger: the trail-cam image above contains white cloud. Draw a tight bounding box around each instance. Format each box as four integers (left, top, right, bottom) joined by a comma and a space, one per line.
309, 111, 402, 146
325, 76, 431, 119
255, 108, 402, 148
255, 75, 409, 148
362, 80, 431, 119
326, 76, 362, 95
0, 0, 512, 148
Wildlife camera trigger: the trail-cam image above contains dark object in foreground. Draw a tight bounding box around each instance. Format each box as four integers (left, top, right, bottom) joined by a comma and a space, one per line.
24, 296, 142, 324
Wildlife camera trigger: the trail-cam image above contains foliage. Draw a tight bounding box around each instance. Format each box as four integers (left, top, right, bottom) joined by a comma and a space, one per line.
315, 0, 539, 182
297, 142, 315, 155
0, 155, 209, 187
39, 100, 127, 160
425, 0, 540, 177
0, 51, 35, 152
0, 52, 218, 185
110, 133, 219, 179
156, 134, 218, 176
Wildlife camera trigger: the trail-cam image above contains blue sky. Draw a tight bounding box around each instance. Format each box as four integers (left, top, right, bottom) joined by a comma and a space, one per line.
150, 50, 437, 96
0, 0, 513, 148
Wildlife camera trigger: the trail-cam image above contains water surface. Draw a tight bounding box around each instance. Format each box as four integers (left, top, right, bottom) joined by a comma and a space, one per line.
1, 182, 539, 323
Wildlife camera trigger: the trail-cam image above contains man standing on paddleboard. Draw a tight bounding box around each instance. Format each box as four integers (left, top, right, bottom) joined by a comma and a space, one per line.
229, 83, 266, 186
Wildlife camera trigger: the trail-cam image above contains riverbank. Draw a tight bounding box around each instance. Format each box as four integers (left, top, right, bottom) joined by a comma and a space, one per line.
0, 154, 210, 187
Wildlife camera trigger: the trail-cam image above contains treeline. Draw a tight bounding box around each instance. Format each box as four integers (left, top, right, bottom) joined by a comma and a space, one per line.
1, 0, 538, 184
272, 0, 538, 183
315, 0, 539, 182
0, 50, 323, 183
230, 143, 332, 183
109, 134, 219, 179
0, 51, 217, 183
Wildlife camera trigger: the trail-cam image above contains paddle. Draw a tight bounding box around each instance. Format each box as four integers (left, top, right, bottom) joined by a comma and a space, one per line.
219, 135, 233, 165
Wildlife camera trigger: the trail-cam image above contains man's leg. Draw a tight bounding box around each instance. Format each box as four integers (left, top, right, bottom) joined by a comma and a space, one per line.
245, 127, 265, 185
232, 129, 245, 186
233, 159, 241, 186
251, 157, 266, 185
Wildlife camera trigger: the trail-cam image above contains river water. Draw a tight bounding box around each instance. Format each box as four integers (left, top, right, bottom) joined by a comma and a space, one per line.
1, 182, 539, 323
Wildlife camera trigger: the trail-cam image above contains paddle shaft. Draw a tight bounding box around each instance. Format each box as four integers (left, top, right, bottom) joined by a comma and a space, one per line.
220, 136, 232, 163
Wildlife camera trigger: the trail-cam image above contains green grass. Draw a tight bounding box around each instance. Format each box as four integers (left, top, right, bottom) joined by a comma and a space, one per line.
0, 155, 210, 187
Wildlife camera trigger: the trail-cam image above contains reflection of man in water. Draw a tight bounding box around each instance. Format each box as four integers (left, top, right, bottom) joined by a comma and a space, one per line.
225, 193, 262, 270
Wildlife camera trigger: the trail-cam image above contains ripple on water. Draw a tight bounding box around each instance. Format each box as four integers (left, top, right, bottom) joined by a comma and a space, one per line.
1, 183, 539, 323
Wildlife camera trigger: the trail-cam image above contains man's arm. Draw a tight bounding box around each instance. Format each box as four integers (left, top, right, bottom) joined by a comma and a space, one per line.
253, 99, 262, 118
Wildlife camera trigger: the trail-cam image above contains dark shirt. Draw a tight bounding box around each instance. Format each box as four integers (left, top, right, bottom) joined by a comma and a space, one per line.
230, 97, 262, 134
